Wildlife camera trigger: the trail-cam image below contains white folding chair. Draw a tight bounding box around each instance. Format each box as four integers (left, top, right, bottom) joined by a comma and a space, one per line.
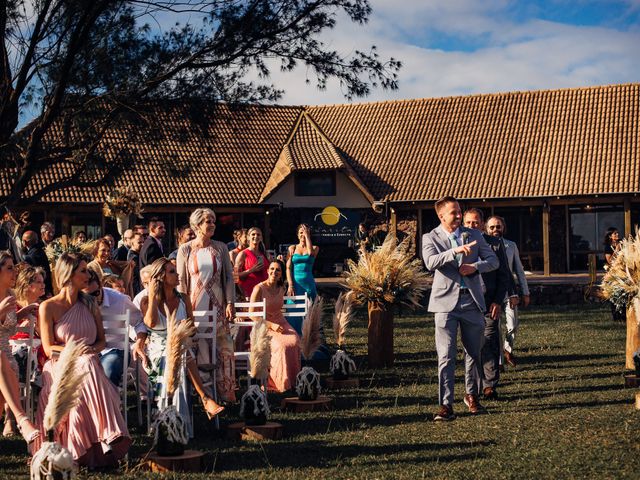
101, 311, 131, 425
282, 292, 309, 333
233, 299, 267, 386
192, 308, 219, 429
12, 315, 37, 420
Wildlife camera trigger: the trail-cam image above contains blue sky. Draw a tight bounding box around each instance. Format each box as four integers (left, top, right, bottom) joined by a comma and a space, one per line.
262, 0, 640, 104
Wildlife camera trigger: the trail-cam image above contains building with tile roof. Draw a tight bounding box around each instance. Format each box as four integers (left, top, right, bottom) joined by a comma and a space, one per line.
4, 83, 639, 274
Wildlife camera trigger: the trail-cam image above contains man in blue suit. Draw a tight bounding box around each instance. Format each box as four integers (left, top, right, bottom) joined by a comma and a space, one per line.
422, 197, 499, 421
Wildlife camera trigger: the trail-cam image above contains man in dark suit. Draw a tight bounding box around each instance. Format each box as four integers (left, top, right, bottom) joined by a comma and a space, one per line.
22, 230, 53, 296
463, 208, 515, 400
114, 229, 133, 261
139, 217, 166, 268
422, 197, 499, 421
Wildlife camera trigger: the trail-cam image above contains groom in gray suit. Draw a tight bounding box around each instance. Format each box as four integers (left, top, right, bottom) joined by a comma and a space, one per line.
422, 197, 499, 421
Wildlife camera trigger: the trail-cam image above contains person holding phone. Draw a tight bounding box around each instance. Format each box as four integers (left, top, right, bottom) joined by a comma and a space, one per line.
235, 227, 269, 299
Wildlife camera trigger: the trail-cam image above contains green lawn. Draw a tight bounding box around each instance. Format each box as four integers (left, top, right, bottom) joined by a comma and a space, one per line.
3, 304, 639, 479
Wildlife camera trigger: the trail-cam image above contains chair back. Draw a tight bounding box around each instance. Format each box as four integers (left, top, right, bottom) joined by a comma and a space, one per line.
13, 315, 37, 420
101, 311, 131, 423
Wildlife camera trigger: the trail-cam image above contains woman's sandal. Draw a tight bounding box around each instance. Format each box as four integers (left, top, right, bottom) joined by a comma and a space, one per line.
17, 416, 39, 444
201, 395, 225, 420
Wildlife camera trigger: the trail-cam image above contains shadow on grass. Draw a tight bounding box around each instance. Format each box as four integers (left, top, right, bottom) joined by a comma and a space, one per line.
518, 352, 618, 365
512, 397, 630, 412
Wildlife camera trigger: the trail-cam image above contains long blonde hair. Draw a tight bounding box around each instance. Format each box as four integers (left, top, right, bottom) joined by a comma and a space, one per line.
149, 257, 178, 306
55, 253, 96, 313
15, 264, 45, 304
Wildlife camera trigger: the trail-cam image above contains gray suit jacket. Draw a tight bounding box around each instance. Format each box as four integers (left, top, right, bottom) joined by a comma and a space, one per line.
422, 225, 499, 313
502, 238, 530, 296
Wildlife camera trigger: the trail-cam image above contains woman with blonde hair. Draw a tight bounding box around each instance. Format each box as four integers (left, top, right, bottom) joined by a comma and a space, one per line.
31, 252, 130, 467
0, 251, 39, 443
235, 226, 269, 299
141, 258, 224, 433
176, 207, 236, 402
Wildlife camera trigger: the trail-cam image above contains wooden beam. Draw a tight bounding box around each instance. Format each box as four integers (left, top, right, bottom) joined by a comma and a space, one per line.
624, 198, 632, 237
416, 207, 423, 255
389, 207, 397, 237
542, 202, 550, 276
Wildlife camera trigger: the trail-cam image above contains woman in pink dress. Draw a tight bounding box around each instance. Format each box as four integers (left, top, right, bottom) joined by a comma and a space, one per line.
0, 251, 39, 443
176, 208, 236, 403
31, 252, 131, 467
250, 260, 301, 392
235, 227, 269, 299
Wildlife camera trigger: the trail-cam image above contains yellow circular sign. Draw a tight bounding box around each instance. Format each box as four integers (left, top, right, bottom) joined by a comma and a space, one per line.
320, 206, 341, 226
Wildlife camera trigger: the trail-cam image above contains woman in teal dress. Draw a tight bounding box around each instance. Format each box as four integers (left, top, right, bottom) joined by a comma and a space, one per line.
286, 224, 319, 334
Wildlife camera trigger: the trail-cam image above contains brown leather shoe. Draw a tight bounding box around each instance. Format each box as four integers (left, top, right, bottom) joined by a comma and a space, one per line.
504, 350, 517, 367
433, 405, 456, 421
463, 394, 485, 415
483, 387, 498, 400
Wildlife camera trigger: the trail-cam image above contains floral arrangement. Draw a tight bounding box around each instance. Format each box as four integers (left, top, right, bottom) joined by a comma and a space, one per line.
102, 185, 143, 219
45, 235, 94, 264
342, 232, 430, 308
600, 229, 640, 313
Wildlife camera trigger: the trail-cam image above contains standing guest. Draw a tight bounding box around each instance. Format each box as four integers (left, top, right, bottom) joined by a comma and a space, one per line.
227, 229, 241, 251
82, 269, 147, 388
133, 224, 148, 238
235, 227, 269, 299
104, 234, 117, 258
422, 197, 498, 421
128, 231, 145, 294
73, 230, 87, 244
113, 229, 134, 261
250, 260, 301, 392
176, 208, 236, 402
354, 222, 371, 254
101, 274, 127, 296
229, 228, 248, 266
604, 227, 625, 321
32, 253, 131, 466
286, 224, 319, 334
22, 230, 53, 296
141, 258, 224, 432
0, 215, 19, 262
463, 209, 513, 401
168, 225, 195, 261
486, 216, 530, 368
40, 222, 56, 248
140, 217, 166, 268
0, 252, 40, 443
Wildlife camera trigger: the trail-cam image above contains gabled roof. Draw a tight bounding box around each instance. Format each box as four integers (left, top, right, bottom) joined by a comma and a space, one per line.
307, 83, 640, 201
4, 83, 639, 206
259, 112, 374, 203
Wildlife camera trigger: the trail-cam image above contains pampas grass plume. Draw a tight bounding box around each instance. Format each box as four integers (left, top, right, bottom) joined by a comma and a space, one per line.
302, 296, 324, 360
250, 320, 271, 380
332, 292, 354, 347
165, 314, 196, 398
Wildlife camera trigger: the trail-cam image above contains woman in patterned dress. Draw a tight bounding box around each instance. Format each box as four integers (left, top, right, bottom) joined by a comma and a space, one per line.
0, 251, 39, 443
176, 208, 236, 403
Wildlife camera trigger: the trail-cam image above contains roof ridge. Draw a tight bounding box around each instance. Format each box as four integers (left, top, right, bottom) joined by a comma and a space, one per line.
303, 82, 640, 110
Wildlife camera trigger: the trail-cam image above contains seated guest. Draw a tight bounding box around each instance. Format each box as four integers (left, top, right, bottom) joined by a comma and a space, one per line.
140, 258, 224, 437
32, 253, 131, 467
88, 239, 135, 298
250, 260, 301, 392
83, 269, 147, 388
133, 265, 153, 309
102, 274, 127, 296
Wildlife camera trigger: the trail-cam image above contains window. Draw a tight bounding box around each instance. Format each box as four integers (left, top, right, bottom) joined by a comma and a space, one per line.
294, 172, 336, 197
569, 204, 623, 271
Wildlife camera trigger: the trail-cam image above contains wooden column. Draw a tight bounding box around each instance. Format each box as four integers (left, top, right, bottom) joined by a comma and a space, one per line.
416, 207, 423, 255
264, 210, 271, 248
624, 198, 632, 237
542, 201, 550, 276
389, 207, 397, 237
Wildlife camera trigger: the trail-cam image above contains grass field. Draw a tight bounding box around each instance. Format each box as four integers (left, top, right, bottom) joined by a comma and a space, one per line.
2, 304, 639, 479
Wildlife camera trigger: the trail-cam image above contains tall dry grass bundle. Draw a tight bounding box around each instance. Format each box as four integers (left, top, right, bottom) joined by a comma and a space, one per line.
165, 311, 196, 398
601, 228, 640, 317
43, 339, 87, 433
249, 320, 271, 380
302, 296, 324, 360
343, 231, 430, 308
332, 292, 354, 347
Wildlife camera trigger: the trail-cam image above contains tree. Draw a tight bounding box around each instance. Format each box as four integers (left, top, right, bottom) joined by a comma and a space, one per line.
0, 0, 400, 208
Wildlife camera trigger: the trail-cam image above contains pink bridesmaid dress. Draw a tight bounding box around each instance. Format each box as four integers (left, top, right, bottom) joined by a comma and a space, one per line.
31, 302, 131, 467
260, 283, 301, 392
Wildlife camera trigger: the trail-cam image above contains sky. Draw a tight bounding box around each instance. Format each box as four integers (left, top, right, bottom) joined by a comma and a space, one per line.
262, 0, 640, 105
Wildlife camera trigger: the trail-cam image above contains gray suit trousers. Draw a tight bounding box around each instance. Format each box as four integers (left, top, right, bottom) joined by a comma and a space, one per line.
434, 292, 485, 406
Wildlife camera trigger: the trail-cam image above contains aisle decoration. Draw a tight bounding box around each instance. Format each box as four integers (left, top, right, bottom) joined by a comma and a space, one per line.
329, 293, 356, 381
600, 230, 640, 371
343, 232, 430, 368
295, 297, 324, 401
31, 340, 87, 480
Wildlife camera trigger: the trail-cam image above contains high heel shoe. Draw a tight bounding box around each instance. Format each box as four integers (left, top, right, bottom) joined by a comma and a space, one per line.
201, 395, 224, 419
17, 416, 39, 444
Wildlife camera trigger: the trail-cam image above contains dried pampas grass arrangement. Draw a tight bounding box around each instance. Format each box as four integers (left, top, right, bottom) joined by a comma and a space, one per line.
165, 312, 196, 398
43, 339, 87, 433
302, 296, 324, 360
343, 232, 430, 308
601, 228, 640, 317
249, 320, 271, 380
332, 292, 354, 347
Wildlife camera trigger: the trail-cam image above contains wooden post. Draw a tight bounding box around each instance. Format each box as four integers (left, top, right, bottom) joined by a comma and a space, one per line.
367, 301, 394, 368
626, 298, 640, 371
389, 207, 397, 237
624, 198, 632, 237
542, 201, 550, 276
